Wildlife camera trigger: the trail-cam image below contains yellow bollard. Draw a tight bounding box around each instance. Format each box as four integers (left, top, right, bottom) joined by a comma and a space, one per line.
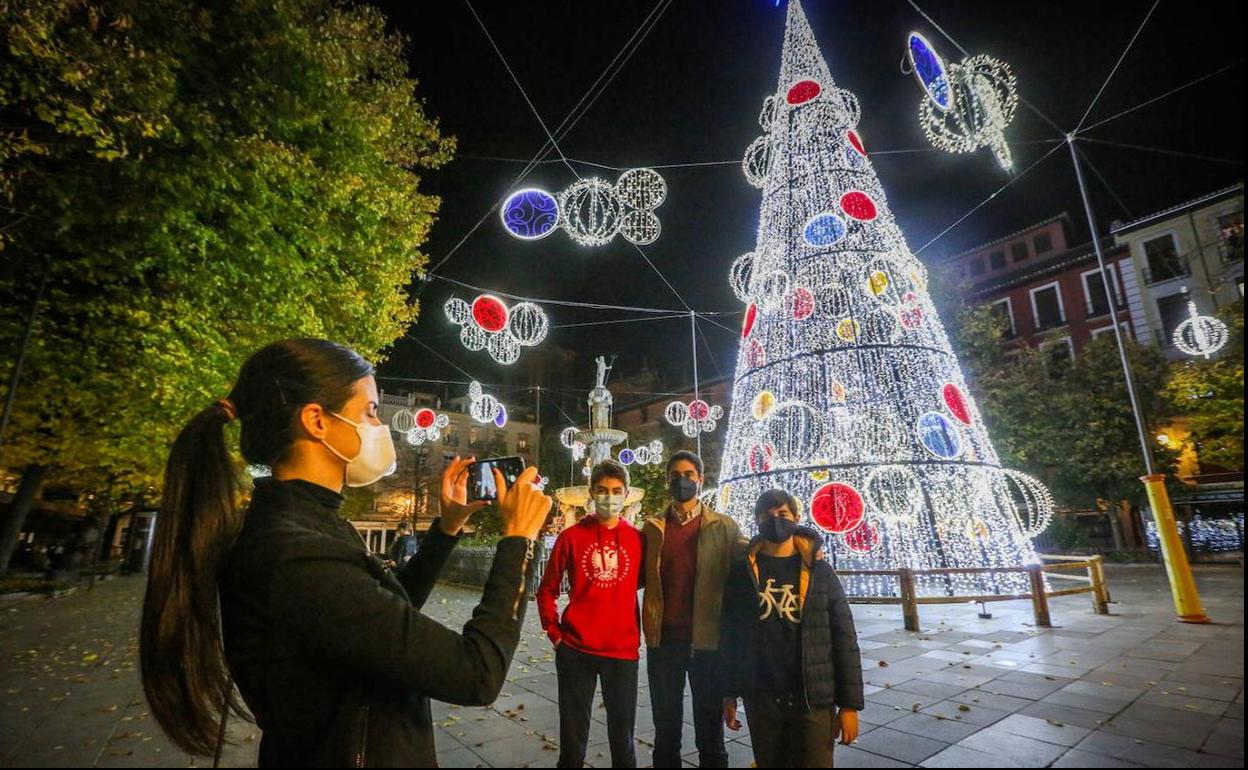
1141, 474, 1210, 623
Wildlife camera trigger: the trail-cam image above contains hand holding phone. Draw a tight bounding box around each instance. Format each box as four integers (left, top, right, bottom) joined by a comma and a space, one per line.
467, 456, 527, 503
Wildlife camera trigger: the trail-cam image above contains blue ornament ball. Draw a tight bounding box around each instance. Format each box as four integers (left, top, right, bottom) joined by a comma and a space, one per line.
501, 188, 560, 240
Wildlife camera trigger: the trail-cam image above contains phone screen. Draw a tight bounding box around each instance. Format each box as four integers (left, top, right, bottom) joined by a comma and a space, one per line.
467, 456, 527, 503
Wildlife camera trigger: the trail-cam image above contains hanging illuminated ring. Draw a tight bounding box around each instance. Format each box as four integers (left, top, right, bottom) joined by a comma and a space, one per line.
1172, 300, 1228, 358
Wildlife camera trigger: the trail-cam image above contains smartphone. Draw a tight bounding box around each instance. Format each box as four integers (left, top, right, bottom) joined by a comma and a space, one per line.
467, 456, 527, 503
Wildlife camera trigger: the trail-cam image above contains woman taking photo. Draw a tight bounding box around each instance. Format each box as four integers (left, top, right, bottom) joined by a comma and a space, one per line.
140, 338, 552, 767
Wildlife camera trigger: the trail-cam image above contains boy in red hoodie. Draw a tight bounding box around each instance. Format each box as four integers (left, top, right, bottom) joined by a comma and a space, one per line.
537, 459, 644, 768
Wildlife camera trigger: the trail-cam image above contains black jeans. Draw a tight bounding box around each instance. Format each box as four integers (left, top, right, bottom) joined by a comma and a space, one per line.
646, 643, 727, 768
555, 645, 638, 768
743, 692, 836, 768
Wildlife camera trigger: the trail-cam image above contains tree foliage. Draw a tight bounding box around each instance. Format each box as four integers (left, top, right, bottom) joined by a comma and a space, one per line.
1164, 306, 1244, 471
1, 0, 453, 496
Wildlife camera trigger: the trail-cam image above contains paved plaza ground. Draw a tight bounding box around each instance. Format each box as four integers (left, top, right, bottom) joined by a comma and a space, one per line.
0, 563, 1242, 768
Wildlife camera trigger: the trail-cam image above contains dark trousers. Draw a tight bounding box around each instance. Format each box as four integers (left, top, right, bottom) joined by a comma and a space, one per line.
646, 643, 727, 768
555, 645, 638, 768
743, 692, 836, 768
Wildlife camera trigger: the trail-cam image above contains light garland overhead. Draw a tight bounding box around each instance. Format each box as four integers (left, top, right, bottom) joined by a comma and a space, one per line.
500, 168, 667, 246
665, 399, 725, 438
618, 439, 665, 466
405, 407, 451, 445
1172, 299, 1229, 358
906, 31, 1019, 171
467, 380, 507, 428
717, 0, 1050, 598
445, 294, 548, 365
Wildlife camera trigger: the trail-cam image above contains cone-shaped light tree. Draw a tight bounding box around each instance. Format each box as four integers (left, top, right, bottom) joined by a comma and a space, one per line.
717, 0, 1052, 597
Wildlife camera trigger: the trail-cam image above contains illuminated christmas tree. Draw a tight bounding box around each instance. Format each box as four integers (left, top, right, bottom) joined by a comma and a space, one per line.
717, 0, 1052, 597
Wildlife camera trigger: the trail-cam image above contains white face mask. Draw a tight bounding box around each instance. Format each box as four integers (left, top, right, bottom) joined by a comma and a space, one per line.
322, 412, 397, 488
592, 493, 627, 519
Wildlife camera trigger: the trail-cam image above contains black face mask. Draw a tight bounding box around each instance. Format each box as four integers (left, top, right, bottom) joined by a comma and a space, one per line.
760, 517, 797, 544
669, 476, 699, 503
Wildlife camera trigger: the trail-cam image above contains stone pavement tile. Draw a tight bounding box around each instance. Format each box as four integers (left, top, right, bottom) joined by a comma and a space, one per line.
1022, 662, 1096, 679
892, 679, 968, 701
1136, 690, 1230, 716
954, 727, 1068, 766
451, 708, 532, 748
886, 712, 980, 743
1189, 755, 1245, 769
981, 678, 1070, 702
438, 744, 487, 768
852, 726, 948, 764
1041, 687, 1131, 716
991, 713, 1091, 746
919, 744, 1023, 768
469, 731, 559, 767
920, 667, 1000, 689
834, 744, 914, 767
1155, 678, 1244, 703
1080, 668, 1170, 690
1074, 731, 1202, 768
1018, 699, 1115, 731
864, 666, 927, 688
679, 737, 754, 767
1098, 715, 1209, 751
1050, 748, 1144, 767
1058, 679, 1143, 702
950, 688, 1035, 714
1124, 640, 1205, 663
868, 685, 943, 711
921, 698, 1011, 727
918, 650, 974, 664
858, 704, 913, 728
1200, 717, 1243, 759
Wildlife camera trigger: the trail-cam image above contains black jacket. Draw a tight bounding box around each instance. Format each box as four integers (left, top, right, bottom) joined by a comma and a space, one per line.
219, 478, 535, 767
718, 527, 865, 712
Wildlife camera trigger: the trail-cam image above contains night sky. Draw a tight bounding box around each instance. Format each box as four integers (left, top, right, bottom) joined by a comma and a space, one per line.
370, 0, 1244, 409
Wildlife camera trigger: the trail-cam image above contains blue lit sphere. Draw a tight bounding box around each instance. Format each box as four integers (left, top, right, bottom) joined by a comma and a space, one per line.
907, 33, 950, 111
618, 448, 636, 465
500, 188, 560, 240
916, 411, 961, 459
493, 404, 508, 428
803, 212, 847, 246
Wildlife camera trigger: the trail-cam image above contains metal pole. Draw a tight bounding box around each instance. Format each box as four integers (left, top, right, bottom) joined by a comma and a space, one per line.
0, 261, 50, 449
1068, 135, 1208, 623
690, 311, 701, 457
534, 385, 541, 470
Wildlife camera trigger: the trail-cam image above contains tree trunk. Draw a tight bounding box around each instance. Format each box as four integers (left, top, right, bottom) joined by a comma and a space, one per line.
0, 464, 48, 576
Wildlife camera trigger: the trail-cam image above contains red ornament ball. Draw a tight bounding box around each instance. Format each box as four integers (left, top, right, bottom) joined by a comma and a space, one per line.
742, 303, 758, 339
790, 287, 815, 320
471, 294, 509, 333
840, 191, 878, 222
844, 522, 880, 553
846, 129, 867, 156
942, 383, 972, 425
688, 400, 711, 421
746, 340, 766, 368
414, 408, 436, 429
811, 482, 865, 534
748, 444, 774, 473
786, 79, 822, 105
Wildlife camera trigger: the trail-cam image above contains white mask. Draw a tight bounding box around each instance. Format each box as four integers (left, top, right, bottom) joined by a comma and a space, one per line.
323, 412, 397, 488
592, 493, 627, 519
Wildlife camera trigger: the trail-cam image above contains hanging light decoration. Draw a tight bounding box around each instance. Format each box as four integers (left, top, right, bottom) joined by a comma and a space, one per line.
501, 168, 668, 246
1172, 299, 1229, 358
445, 295, 548, 365
405, 408, 451, 445
665, 399, 725, 438
467, 381, 507, 427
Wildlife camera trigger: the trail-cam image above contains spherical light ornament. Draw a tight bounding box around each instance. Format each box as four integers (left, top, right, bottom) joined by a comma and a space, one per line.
688, 400, 711, 421
471, 294, 510, 333
865, 466, 923, 524
844, 521, 881, 553
406, 428, 424, 446
414, 408, 437, 429
786, 79, 822, 105
836, 319, 860, 342
854, 412, 907, 462
762, 401, 826, 465
992, 468, 1054, 538
907, 32, 951, 111
1172, 301, 1229, 358
471, 393, 500, 424
745, 339, 766, 368
618, 448, 636, 465
742, 304, 759, 338
665, 400, 690, 426
867, 271, 890, 296
829, 382, 848, 404
487, 331, 522, 365
247, 464, 271, 478
744, 135, 773, 188
811, 482, 865, 534
752, 389, 778, 420
635, 446, 652, 465
507, 302, 549, 346
560, 178, 622, 247
560, 427, 579, 448
846, 129, 867, 156
748, 443, 774, 473
916, 411, 962, 459
493, 403, 508, 428
730, 252, 757, 302
789, 287, 816, 320
757, 270, 791, 311
444, 297, 471, 326
840, 190, 878, 222
710, 405, 724, 420
615, 168, 667, 210
391, 409, 416, 433
803, 212, 847, 246
500, 188, 560, 240
942, 383, 973, 425
759, 95, 779, 130
619, 209, 662, 245
817, 285, 852, 318
682, 418, 700, 438
460, 324, 488, 352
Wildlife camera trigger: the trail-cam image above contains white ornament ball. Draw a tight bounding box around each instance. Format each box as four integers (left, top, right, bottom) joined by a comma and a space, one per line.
619, 209, 662, 245
460, 324, 488, 352
743, 135, 773, 188
614, 168, 667, 210
487, 331, 521, 365
443, 297, 471, 326
560, 178, 622, 247
508, 302, 549, 346
729, 252, 756, 302
665, 401, 689, 426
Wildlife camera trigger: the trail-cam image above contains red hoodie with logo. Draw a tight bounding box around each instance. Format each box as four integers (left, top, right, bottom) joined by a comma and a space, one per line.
536, 515, 644, 660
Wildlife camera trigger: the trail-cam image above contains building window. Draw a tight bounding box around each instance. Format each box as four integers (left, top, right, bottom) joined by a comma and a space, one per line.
1030, 283, 1065, 330
517, 433, 530, 452
988, 298, 1015, 338
1156, 293, 1191, 344
1043, 338, 1074, 378
443, 422, 459, 446
1091, 323, 1131, 341
1218, 211, 1244, 262
1034, 233, 1053, 254
989, 250, 1007, 271
968, 257, 986, 276
1142, 234, 1186, 283
1011, 242, 1029, 263
468, 427, 480, 446
1082, 267, 1122, 317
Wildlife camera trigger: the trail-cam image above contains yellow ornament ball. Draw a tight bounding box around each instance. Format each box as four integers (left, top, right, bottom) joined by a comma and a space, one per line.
752, 389, 777, 419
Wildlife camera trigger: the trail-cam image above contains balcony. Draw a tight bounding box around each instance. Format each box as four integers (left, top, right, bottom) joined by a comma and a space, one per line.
1142, 259, 1190, 286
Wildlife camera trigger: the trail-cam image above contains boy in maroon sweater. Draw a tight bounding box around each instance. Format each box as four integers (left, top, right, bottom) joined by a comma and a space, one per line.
537, 460, 644, 768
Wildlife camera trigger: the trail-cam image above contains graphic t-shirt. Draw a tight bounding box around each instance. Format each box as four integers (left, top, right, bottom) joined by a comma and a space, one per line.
754, 553, 803, 695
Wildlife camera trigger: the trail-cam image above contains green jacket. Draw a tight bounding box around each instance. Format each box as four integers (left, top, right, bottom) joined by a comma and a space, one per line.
642, 504, 746, 651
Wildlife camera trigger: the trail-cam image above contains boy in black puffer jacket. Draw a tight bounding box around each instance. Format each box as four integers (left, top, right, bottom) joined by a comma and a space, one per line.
719, 488, 864, 768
